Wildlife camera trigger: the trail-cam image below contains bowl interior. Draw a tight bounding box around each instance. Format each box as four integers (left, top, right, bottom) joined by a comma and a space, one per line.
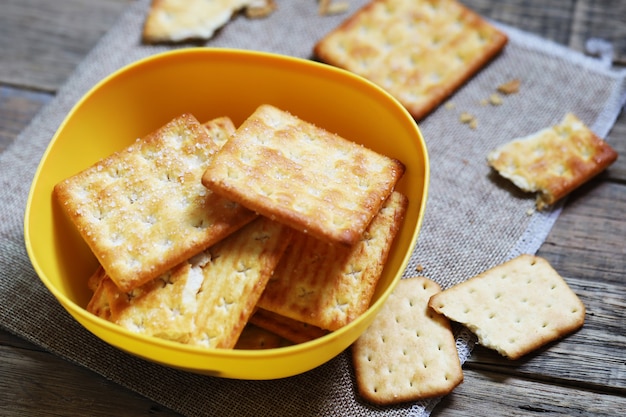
25, 48, 429, 379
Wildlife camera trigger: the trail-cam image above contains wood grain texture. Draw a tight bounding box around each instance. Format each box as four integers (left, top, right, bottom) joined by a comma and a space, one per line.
0, 86, 51, 152
464, 0, 626, 64
0, 0, 131, 92
0, 331, 180, 417
0, 0, 624, 416
433, 368, 626, 417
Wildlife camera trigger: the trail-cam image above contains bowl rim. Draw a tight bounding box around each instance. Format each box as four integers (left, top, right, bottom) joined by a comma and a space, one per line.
24, 47, 430, 362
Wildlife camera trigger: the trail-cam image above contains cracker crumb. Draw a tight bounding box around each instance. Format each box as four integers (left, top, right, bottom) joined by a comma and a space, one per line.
460, 112, 478, 129
489, 93, 503, 106
497, 78, 521, 94
319, 0, 349, 15
479, 98, 489, 106
526, 207, 535, 216
444, 101, 456, 110
245, 0, 277, 18
416, 264, 424, 272
459, 112, 474, 123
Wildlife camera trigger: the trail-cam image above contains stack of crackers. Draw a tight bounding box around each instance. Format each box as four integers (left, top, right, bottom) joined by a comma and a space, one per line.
55, 104, 408, 350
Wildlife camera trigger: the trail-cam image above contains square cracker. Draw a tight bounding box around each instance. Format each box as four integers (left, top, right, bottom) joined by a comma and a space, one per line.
55, 115, 256, 292
313, 0, 508, 121
87, 216, 293, 349
248, 308, 328, 344
234, 324, 291, 350
352, 276, 463, 405
487, 113, 618, 210
142, 0, 255, 43
256, 191, 408, 331
202, 104, 405, 246
429, 254, 586, 360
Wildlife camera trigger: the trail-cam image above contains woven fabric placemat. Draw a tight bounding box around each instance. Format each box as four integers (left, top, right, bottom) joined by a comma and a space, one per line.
1, 1, 625, 416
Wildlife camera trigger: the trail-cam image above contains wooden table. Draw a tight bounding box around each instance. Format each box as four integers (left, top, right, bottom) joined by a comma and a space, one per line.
1, 1, 624, 415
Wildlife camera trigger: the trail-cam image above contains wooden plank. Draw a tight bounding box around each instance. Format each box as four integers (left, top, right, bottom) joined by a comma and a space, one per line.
603, 108, 626, 181
463, 0, 626, 63
0, 0, 131, 92
0, 86, 52, 152
569, 0, 626, 64
539, 181, 626, 286
0, 330, 181, 417
434, 368, 626, 417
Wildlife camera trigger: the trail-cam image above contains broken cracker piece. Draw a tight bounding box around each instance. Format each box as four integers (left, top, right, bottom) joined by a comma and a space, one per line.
429, 254, 585, 360
142, 0, 255, 43
487, 113, 618, 210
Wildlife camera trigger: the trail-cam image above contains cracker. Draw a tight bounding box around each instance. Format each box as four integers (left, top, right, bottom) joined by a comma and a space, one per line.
188, 217, 292, 348
202, 104, 405, 246
55, 115, 256, 292
256, 191, 408, 331
248, 308, 328, 344
87, 217, 293, 349
142, 0, 255, 43
313, 0, 508, 121
352, 276, 463, 405
234, 324, 291, 349
429, 254, 586, 360
487, 113, 618, 210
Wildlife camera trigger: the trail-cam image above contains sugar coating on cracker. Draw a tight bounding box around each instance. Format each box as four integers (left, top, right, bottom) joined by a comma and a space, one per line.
429, 254, 585, 360
202, 104, 405, 246
313, 0, 508, 120
256, 191, 407, 331
55, 115, 256, 292
352, 276, 463, 405
487, 113, 618, 210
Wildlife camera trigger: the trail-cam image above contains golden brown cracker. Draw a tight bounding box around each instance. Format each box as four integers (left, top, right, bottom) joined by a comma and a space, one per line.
142, 0, 255, 43
352, 276, 463, 405
257, 191, 408, 331
202, 104, 405, 246
87, 217, 293, 349
55, 115, 256, 292
189, 217, 293, 349
313, 0, 508, 120
487, 113, 618, 210
429, 254, 586, 360
248, 308, 329, 344
234, 324, 291, 349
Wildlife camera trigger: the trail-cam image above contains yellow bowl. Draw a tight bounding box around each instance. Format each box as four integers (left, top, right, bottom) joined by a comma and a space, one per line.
24, 48, 429, 380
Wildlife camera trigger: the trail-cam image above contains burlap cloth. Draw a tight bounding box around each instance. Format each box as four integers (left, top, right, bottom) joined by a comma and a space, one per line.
1, 1, 625, 416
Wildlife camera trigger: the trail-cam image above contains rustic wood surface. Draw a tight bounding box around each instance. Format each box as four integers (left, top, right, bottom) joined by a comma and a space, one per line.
1, 0, 624, 416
